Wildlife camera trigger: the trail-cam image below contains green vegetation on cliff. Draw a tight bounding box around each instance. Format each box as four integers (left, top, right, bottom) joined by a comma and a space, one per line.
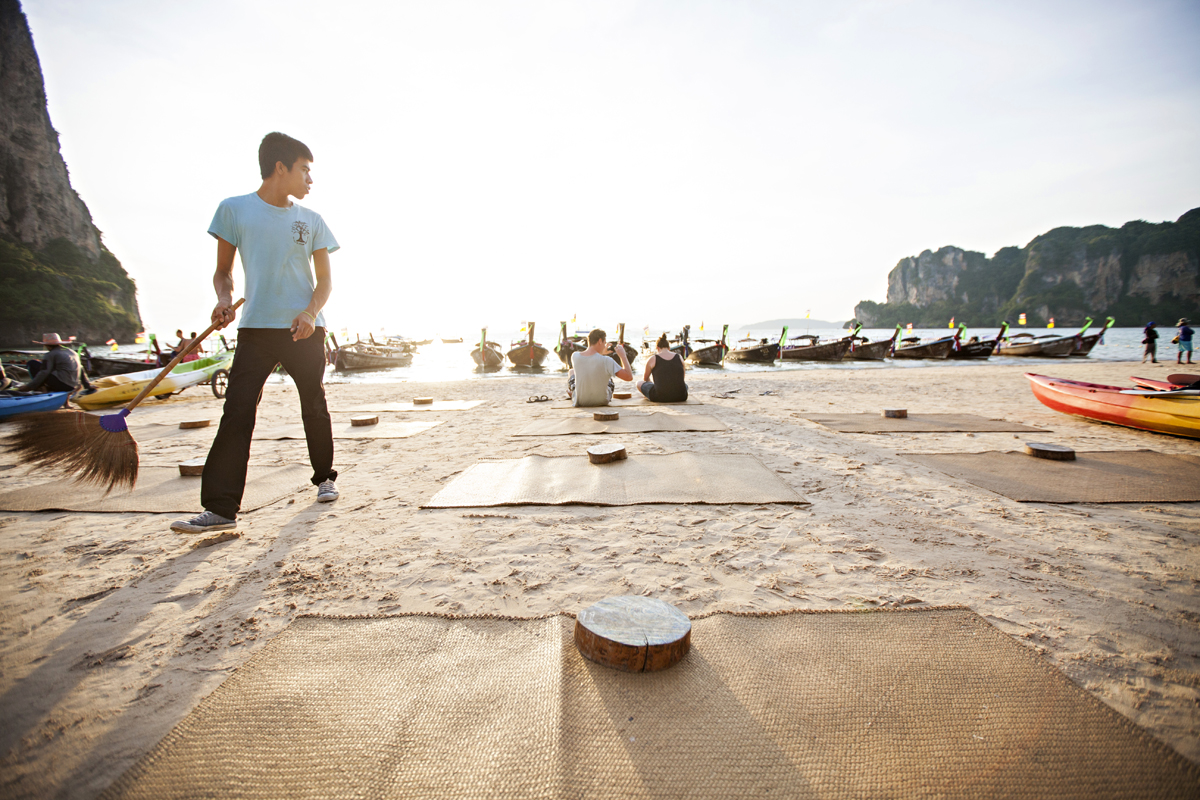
0, 236, 141, 344
855, 208, 1200, 328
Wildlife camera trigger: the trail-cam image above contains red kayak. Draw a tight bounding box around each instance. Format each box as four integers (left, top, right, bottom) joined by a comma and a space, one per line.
1026, 373, 1200, 439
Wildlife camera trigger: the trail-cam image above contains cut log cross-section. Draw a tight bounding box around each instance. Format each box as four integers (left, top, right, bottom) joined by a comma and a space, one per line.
1023, 442, 1076, 461
587, 443, 627, 464
593, 411, 619, 422
179, 419, 211, 429
574, 596, 692, 672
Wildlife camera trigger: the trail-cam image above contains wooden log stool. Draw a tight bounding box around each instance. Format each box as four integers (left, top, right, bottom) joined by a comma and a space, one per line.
1023, 442, 1076, 461
575, 596, 691, 672
593, 411, 619, 422
587, 443, 627, 464
179, 419, 211, 429
178, 458, 206, 477
413, 397, 433, 405
350, 415, 379, 427
612, 392, 632, 400
882, 408, 908, 418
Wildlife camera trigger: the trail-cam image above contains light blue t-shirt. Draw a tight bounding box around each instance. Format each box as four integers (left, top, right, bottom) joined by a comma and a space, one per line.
208, 193, 339, 329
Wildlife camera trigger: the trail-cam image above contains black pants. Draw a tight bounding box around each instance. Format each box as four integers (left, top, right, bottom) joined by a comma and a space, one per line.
202, 328, 335, 518
24, 360, 76, 392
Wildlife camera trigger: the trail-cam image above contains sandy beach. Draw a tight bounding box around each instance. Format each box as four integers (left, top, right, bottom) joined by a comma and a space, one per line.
1, 360, 1197, 798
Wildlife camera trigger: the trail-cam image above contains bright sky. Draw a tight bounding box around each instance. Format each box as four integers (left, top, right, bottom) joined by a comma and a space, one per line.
23, 0, 1200, 338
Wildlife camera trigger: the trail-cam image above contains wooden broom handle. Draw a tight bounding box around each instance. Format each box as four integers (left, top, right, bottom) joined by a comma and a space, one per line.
124, 298, 245, 413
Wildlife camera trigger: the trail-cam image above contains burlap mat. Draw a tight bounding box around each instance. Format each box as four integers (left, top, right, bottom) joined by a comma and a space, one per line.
334, 400, 484, 412
423, 452, 805, 507
101, 609, 1199, 799
515, 413, 728, 437
801, 413, 1044, 433
253, 420, 442, 439
904, 450, 1200, 502
551, 397, 703, 409
0, 465, 311, 513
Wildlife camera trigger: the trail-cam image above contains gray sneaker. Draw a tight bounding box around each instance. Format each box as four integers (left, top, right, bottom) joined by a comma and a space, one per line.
171, 510, 236, 533
317, 479, 339, 503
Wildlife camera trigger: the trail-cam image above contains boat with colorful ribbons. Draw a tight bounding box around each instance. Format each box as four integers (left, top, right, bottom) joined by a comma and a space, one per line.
74, 351, 234, 409
0, 391, 70, 420
845, 323, 896, 360
727, 326, 788, 363
1025, 373, 1200, 439
1069, 316, 1115, 357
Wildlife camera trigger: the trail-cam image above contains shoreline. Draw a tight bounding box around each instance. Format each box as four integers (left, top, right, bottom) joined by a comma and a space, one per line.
1, 361, 1197, 797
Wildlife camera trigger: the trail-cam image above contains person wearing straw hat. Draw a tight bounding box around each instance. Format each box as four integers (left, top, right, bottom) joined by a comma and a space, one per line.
1177, 318, 1194, 365
171, 132, 339, 534
20, 333, 93, 394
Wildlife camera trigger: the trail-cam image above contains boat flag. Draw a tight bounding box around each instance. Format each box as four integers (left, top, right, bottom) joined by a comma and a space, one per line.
520, 322, 527, 332
643, 325, 650, 337
106, 338, 118, 351
571, 314, 576, 323
906, 323, 913, 331
700, 321, 704, 331
1047, 317, 1055, 329
948, 317, 955, 328
134, 331, 146, 344
1018, 313, 1027, 325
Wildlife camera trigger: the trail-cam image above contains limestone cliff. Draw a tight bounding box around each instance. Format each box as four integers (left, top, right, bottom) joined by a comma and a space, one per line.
0, 0, 141, 345
855, 209, 1200, 328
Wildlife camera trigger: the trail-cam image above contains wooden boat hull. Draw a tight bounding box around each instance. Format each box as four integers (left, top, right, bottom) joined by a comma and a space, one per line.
0, 391, 70, 419
335, 348, 413, 371
470, 346, 504, 368
845, 339, 893, 360
87, 355, 159, 376
607, 343, 638, 368
726, 343, 779, 362
892, 338, 955, 359
949, 339, 998, 359
1069, 333, 1100, 357
997, 336, 1076, 357
1026, 373, 1200, 439
74, 352, 234, 409
687, 343, 727, 365
781, 338, 851, 361
507, 344, 550, 368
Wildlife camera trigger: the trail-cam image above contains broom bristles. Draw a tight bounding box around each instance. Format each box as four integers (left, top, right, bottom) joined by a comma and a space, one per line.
3, 410, 140, 494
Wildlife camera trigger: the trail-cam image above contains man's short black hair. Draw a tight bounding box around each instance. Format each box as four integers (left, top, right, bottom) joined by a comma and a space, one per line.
588, 329, 607, 346
259, 132, 314, 179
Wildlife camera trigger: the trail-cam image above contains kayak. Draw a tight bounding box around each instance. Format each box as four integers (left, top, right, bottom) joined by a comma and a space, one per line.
1025, 373, 1200, 439
0, 391, 70, 420
74, 351, 234, 410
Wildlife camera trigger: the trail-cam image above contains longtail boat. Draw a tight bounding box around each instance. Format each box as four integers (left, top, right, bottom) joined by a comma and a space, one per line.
1069, 316, 1115, 357
1026, 373, 1200, 439
86, 353, 159, 376
997, 318, 1101, 357
687, 324, 729, 365
845, 323, 896, 360
950, 322, 1007, 360
470, 327, 504, 368
670, 325, 693, 358
606, 323, 638, 367
555, 321, 585, 367
891, 327, 959, 359
727, 326, 788, 363
507, 322, 550, 368
334, 340, 414, 371
780, 332, 853, 361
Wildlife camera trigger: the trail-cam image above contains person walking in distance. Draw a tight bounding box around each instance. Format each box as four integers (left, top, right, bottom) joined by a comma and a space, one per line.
1141, 322, 1158, 364
1176, 318, 1194, 366
172, 132, 340, 533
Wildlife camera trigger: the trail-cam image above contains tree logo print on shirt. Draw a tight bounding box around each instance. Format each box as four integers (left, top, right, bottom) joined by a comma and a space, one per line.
291, 220, 310, 245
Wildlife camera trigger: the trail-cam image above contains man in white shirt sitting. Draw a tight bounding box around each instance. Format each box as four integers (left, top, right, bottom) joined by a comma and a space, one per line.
568, 329, 633, 406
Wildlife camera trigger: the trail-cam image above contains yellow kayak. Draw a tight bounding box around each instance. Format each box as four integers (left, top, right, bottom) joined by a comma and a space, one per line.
75, 351, 234, 409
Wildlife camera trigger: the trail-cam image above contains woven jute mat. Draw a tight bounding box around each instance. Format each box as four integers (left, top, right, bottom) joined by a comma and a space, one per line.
334, 400, 484, 412
515, 413, 728, 437
904, 450, 1200, 502
422, 452, 806, 507
101, 609, 1198, 799
252, 420, 442, 439
0, 465, 310, 513
801, 413, 1044, 433
551, 397, 703, 410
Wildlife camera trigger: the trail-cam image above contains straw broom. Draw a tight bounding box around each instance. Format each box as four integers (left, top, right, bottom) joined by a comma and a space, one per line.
5, 299, 244, 494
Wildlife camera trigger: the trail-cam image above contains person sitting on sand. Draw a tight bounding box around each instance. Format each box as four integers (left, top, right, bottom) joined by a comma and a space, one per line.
568, 329, 632, 407
20, 333, 92, 394
1142, 322, 1158, 363
1176, 318, 1193, 365
638, 333, 688, 403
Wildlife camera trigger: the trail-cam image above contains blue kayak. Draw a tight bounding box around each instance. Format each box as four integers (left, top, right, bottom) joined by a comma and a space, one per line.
0, 391, 70, 420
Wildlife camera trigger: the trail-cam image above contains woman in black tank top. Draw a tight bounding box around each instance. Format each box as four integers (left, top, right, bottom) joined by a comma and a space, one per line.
638, 333, 688, 402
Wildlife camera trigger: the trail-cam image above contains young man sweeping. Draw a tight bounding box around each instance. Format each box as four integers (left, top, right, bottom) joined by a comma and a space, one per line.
172, 132, 339, 533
